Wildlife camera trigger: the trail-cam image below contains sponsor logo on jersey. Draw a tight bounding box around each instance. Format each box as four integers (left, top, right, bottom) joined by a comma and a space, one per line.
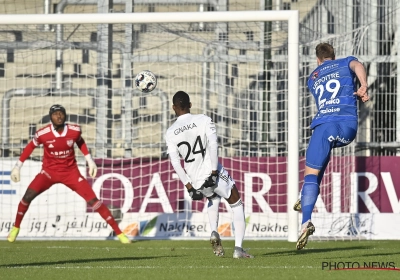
67, 140, 74, 147
319, 98, 341, 109
174, 122, 197, 135
320, 107, 340, 114
325, 98, 340, 105
320, 63, 339, 71
50, 149, 73, 158
48, 144, 54, 148
328, 135, 351, 144
78, 177, 83, 182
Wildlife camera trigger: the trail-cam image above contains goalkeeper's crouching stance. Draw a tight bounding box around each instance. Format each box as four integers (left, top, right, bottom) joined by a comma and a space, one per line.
165, 91, 253, 259
8, 104, 130, 244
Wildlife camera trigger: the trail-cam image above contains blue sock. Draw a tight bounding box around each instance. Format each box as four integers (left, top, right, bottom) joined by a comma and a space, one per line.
301, 174, 319, 224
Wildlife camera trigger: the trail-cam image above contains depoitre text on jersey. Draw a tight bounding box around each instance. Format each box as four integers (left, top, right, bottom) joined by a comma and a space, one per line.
307, 56, 358, 129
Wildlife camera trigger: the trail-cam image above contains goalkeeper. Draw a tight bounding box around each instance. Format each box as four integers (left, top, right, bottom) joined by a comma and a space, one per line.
8, 104, 130, 244
165, 91, 253, 259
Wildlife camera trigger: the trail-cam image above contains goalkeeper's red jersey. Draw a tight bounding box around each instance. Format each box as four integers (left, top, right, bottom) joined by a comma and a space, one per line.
32, 123, 83, 171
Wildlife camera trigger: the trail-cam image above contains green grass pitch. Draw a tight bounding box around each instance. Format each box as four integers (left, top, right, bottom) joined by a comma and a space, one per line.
1, 240, 400, 280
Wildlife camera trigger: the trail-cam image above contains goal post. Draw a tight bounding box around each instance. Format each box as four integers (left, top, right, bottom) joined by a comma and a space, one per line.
0, 11, 300, 241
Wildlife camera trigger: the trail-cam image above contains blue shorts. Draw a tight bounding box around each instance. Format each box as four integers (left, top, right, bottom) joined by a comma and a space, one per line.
306, 120, 357, 170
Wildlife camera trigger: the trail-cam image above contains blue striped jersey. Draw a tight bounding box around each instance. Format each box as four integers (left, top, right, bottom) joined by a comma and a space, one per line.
307, 56, 358, 129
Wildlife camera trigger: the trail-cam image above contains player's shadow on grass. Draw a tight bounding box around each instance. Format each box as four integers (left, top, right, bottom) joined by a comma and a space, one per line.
262, 246, 371, 257
0, 255, 182, 268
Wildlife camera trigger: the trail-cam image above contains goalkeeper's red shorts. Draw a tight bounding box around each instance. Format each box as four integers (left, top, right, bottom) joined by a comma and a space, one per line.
28, 167, 97, 202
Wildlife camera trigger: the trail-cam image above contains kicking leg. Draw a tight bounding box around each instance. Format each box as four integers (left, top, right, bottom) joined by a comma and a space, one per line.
293, 150, 328, 212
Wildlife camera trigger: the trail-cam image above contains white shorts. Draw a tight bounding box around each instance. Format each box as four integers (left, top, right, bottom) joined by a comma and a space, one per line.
212, 164, 235, 199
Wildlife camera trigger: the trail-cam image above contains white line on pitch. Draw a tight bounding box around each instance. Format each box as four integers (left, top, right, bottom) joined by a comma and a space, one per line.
5, 265, 316, 269
0, 246, 295, 250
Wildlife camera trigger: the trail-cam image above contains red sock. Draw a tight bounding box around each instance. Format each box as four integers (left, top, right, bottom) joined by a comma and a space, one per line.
15, 199, 30, 228
93, 201, 122, 235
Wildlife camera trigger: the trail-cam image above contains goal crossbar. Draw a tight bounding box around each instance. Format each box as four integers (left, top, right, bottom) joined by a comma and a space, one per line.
0, 11, 297, 25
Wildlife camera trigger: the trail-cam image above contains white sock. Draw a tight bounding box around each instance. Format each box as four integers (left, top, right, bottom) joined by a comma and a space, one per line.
207, 195, 221, 232
230, 199, 245, 248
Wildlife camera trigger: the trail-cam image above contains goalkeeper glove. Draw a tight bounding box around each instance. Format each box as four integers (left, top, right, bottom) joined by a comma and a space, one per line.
85, 154, 97, 178
187, 187, 204, 200
200, 173, 218, 197
11, 160, 23, 183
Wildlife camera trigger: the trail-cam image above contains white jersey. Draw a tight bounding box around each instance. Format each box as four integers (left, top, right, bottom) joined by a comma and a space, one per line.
165, 113, 219, 189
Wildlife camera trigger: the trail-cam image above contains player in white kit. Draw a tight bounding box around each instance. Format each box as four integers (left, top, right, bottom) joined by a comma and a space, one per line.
165, 91, 253, 259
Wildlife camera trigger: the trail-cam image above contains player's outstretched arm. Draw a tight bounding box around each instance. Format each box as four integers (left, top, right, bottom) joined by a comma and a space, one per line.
11, 141, 36, 182
350, 60, 369, 102
76, 137, 97, 178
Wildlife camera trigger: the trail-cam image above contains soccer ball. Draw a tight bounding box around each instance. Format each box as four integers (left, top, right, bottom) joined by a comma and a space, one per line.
135, 70, 157, 93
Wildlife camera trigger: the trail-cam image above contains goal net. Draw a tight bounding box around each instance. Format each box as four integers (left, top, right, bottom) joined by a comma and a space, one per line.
0, 8, 366, 241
